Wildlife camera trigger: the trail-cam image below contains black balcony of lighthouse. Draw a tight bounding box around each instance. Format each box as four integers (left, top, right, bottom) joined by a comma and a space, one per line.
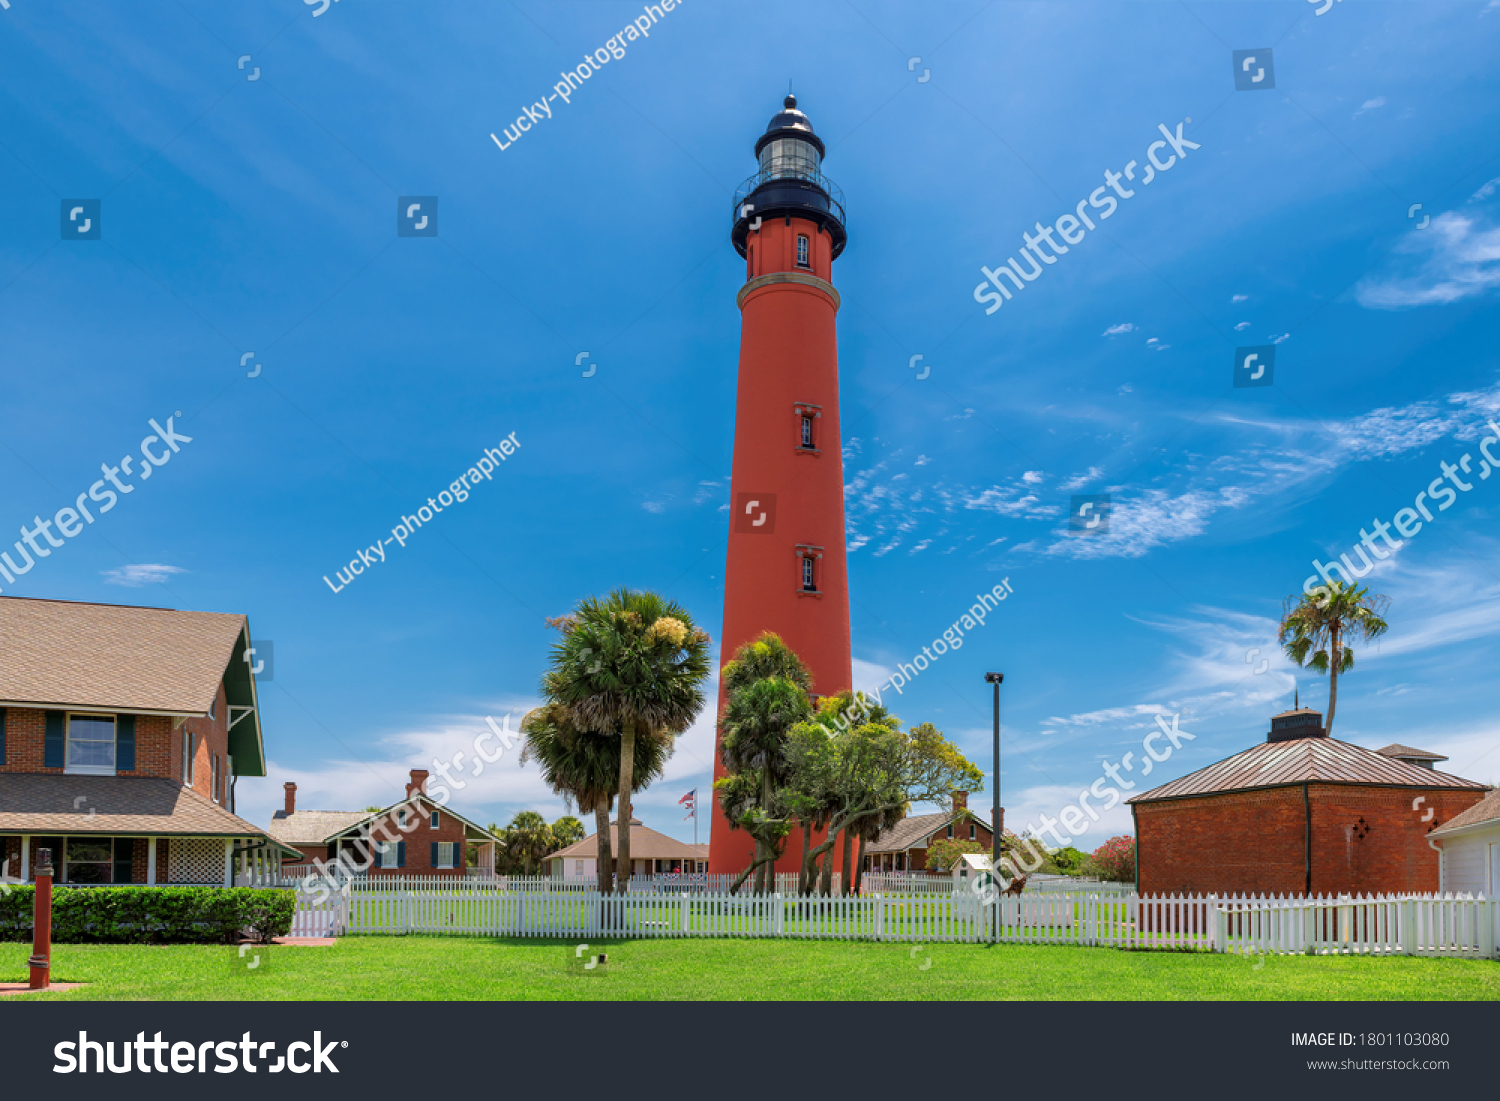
732, 94, 846, 259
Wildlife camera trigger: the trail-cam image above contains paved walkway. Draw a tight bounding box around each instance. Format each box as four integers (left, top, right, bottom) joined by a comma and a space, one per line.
0, 982, 86, 996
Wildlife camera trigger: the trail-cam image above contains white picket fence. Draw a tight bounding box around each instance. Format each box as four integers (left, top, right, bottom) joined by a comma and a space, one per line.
285, 886, 1499, 957
1217, 893, 1499, 960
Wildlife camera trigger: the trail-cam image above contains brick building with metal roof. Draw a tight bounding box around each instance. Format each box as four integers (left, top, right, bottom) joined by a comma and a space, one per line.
1128, 706, 1489, 897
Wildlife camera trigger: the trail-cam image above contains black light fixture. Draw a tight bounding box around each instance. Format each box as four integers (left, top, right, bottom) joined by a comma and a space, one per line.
984, 672, 1004, 874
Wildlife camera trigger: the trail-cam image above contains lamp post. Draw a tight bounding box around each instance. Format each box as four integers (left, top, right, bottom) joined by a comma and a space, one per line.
984, 673, 1004, 876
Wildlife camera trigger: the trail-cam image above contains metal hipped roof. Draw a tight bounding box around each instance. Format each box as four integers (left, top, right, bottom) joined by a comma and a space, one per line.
1128, 735, 1486, 803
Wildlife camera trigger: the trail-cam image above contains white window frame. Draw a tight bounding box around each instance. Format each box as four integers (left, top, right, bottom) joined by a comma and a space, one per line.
398, 808, 408, 828
796, 234, 809, 268
378, 840, 400, 869
430, 811, 440, 830
800, 416, 813, 448
65, 712, 117, 776
437, 841, 457, 869
182, 728, 194, 785
802, 556, 815, 591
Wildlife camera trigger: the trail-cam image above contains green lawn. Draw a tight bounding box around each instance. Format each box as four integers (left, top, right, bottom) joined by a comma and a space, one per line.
3, 936, 1497, 1000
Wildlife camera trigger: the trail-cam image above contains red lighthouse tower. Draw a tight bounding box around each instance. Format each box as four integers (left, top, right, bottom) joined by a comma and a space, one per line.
708, 95, 852, 876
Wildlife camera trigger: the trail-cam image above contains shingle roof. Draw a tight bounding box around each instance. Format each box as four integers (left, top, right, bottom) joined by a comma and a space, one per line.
1129, 736, 1486, 803
267, 810, 371, 846
1430, 788, 1500, 836
0, 596, 245, 715
0, 773, 271, 837
1376, 743, 1448, 762
863, 810, 1003, 855
548, 819, 707, 861
863, 811, 951, 855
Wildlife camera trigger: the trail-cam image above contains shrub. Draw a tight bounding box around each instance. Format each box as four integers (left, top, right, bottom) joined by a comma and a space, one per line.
0, 887, 296, 944
1089, 836, 1136, 882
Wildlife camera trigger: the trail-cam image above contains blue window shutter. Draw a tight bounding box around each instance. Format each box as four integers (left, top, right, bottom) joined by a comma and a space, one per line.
397, 842, 405, 868
431, 842, 438, 867
0, 707, 6, 767
43, 711, 64, 768
116, 714, 136, 772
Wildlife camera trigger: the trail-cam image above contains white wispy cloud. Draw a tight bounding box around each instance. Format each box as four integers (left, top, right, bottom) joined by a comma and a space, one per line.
1356, 211, 1500, 309
1353, 96, 1386, 118
1102, 323, 1135, 336
102, 563, 185, 586
1058, 466, 1104, 492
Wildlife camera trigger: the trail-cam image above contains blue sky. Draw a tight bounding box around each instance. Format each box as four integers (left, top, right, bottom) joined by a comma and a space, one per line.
3, 0, 1499, 851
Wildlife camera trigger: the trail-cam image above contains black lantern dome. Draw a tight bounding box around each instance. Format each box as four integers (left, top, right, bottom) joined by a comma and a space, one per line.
732, 93, 846, 259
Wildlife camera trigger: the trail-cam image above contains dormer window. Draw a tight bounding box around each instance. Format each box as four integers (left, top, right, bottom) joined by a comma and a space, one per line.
796, 234, 810, 268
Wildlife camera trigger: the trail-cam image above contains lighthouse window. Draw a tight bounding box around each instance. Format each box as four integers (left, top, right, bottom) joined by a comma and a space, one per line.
759, 138, 820, 180
796, 235, 810, 268
800, 416, 813, 448
801, 556, 816, 592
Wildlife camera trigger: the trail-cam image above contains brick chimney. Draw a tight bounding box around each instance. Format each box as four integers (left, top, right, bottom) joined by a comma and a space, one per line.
952, 791, 968, 814
283, 782, 297, 815
406, 770, 429, 799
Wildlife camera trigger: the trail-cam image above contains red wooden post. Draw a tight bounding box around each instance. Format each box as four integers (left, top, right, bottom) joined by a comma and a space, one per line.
28, 846, 53, 990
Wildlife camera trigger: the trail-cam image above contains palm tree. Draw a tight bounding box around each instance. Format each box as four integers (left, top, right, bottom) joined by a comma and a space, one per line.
1279, 579, 1390, 737
521, 701, 670, 892
720, 633, 814, 891
551, 815, 586, 849
545, 589, 711, 893
505, 810, 553, 876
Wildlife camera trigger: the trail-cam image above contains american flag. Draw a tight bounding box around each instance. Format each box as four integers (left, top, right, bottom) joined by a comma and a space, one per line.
679, 789, 696, 820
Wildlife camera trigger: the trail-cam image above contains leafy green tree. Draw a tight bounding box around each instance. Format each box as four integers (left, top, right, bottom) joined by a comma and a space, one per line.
925, 838, 984, 873
786, 715, 985, 897
544, 589, 712, 892
1279, 580, 1390, 737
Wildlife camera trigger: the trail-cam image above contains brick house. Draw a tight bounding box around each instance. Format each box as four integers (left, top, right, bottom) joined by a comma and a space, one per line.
268, 770, 499, 878
0, 596, 291, 885
862, 793, 998, 873
1129, 706, 1490, 897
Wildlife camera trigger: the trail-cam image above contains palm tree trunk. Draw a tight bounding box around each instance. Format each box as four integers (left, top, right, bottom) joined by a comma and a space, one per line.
616, 721, 636, 894
840, 826, 853, 896
594, 802, 612, 893
1326, 626, 1341, 737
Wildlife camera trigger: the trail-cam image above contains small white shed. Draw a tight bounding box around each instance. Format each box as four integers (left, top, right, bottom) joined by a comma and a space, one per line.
1429, 789, 1500, 895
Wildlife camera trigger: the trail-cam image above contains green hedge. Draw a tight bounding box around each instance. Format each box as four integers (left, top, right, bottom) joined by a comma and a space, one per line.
0, 887, 295, 944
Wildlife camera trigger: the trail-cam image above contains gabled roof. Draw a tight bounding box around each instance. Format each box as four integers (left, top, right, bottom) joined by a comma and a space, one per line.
267, 810, 371, 847
0, 773, 277, 839
863, 809, 996, 855
1430, 788, 1500, 837
301, 791, 497, 844
1129, 736, 1486, 803
549, 819, 708, 862
0, 596, 266, 775
1376, 743, 1448, 762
